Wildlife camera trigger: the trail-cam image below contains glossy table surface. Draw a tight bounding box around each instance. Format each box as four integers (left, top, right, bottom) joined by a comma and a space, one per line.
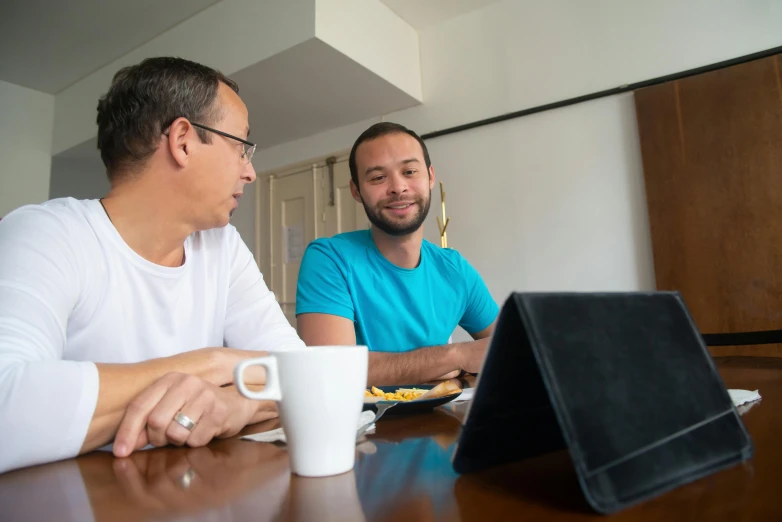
2, 357, 779, 521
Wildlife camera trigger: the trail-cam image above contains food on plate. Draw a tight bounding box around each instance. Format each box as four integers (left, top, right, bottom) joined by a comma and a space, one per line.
363, 381, 462, 402
416, 381, 462, 400
365, 386, 427, 401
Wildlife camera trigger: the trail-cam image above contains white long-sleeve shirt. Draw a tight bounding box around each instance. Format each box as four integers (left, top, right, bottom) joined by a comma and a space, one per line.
0, 198, 304, 473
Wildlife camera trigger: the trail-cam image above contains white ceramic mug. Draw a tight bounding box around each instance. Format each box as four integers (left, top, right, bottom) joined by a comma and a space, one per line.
234, 346, 368, 477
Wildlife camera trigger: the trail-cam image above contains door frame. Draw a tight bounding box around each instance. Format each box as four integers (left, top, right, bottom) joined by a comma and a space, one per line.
253, 150, 350, 288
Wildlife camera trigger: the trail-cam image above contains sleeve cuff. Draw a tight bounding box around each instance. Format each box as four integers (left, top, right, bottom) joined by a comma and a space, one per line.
60, 361, 99, 459
295, 305, 355, 322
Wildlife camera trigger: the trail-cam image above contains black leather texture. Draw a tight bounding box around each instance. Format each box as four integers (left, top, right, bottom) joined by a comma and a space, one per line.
451, 292, 754, 514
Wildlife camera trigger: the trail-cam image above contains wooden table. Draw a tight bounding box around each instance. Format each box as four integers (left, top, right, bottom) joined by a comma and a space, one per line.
2, 357, 780, 521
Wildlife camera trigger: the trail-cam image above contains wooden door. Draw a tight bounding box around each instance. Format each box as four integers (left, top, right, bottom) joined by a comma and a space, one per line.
634, 55, 782, 354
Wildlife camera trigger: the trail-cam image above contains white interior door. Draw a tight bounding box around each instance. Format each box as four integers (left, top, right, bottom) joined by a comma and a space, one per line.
319, 159, 369, 237
270, 170, 316, 328
267, 158, 369, 329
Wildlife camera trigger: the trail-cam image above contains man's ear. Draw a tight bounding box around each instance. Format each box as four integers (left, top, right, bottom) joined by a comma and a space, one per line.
166, 117, 193, 168
428, 165, 436, 190
350, 179, 362, 203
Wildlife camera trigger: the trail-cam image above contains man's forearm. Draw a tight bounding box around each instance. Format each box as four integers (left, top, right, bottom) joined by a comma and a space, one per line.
298, 313, 491, 386
81, 348, 251, 454
368, 339, 487, 385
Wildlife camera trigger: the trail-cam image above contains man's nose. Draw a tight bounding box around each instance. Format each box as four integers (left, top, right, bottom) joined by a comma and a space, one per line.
388, 173, 408, 194
243, 161, 257, 183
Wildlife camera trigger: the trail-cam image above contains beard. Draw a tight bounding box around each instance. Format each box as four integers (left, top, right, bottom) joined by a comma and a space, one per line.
362, 190, 431, 236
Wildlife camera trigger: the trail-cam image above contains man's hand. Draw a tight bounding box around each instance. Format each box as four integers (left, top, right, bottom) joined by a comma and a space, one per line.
299, 312, 496, 385
82, 348, 272, 455
433, 370, 462, 381
113, 372, 269, 457
453, 338, 490, 374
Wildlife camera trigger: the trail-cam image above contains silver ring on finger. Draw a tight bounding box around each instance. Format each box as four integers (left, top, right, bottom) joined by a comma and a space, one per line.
173, 411, 197, 432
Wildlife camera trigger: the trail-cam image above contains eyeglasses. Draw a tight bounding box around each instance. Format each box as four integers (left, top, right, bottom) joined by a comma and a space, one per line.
190, 122, 256, 164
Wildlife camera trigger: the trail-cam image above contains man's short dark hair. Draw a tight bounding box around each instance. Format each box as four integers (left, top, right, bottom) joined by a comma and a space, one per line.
348, 122, 431, 189
96, 56, 239, 180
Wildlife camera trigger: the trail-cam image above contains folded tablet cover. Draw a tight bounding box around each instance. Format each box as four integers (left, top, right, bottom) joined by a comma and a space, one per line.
452, 292, 753, 514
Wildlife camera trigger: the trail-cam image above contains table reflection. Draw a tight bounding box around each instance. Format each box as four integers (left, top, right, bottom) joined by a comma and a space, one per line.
354, 407, 463, 521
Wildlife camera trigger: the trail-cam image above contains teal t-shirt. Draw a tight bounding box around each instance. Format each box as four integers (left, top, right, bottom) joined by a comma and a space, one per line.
295, 230, 499, 352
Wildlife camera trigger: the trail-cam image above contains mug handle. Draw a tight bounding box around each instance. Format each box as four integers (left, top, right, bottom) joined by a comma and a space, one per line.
234, 357, 281, 401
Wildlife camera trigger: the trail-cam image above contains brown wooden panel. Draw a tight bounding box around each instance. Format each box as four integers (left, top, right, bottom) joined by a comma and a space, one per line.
635, 55, 782, 339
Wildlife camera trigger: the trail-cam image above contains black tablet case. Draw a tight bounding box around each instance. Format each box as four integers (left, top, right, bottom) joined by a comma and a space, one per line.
451, 292, 754, 514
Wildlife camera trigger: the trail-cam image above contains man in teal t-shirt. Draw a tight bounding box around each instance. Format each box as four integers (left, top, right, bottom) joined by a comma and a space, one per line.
296, 122, 499, 385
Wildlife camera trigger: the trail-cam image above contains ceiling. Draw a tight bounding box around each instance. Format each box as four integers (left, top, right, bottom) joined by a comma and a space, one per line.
235, 39, 419, 150
55, 39, 420, 161
0, 0, 502, 94
0, 0, 220, 93
379, 0, 500, 30
1, 0, 497, 163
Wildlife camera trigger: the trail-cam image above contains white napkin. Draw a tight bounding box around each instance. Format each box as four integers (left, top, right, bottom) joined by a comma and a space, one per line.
450, 388, 474, 403
728, 389, 761, 407
241, 410, 377, 444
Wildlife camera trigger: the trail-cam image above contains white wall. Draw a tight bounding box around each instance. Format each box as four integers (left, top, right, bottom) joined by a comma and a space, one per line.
257, 0, 782, 167
420, 93, 655, 297
53, 0, 317, 156
251, 0, 781, 327
48, 157, 109, 201
52, 0, 423, 158
316, 0, 422, 100
0, 80, 54, 217
392, 0, 782, 136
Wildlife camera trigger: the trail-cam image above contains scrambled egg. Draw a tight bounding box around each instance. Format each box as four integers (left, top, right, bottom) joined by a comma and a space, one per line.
365, 386, 427, 401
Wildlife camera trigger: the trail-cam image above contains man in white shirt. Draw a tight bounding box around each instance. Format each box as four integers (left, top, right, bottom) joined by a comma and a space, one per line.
0, 57, 304, 474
